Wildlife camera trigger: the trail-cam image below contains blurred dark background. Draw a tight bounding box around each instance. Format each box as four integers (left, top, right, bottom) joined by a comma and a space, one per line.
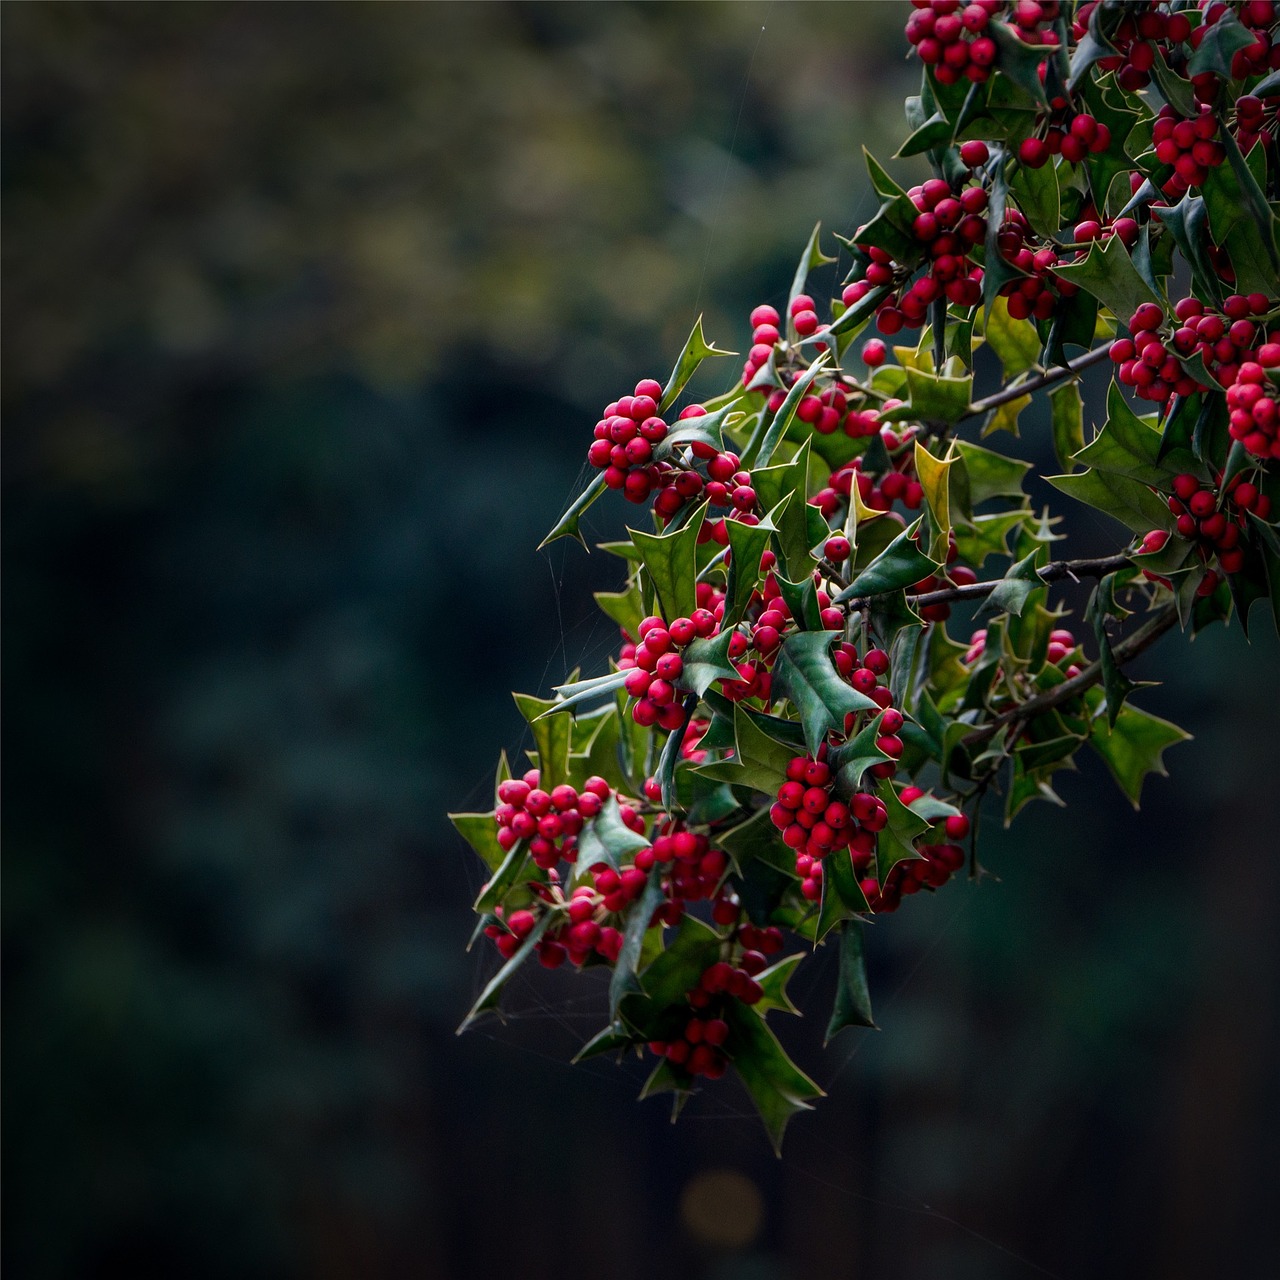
4, 4, 1279, 1278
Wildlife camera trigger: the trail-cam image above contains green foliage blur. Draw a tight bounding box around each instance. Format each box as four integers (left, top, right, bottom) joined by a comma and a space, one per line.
4, 4, 1278, 1279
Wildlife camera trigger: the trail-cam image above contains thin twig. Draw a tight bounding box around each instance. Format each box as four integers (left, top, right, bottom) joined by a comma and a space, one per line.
838, 552, 1134, 613
962, 342, 1112, 421
961, 603, 1178, 747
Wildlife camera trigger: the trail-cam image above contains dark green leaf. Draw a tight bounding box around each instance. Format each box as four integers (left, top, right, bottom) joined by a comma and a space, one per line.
540, 473, 608, 550
752, 355, 829, 469
1008, 156, 1061, 238
608, 869, 667, 1018
875, 779, 931, 882
816, 848, 873, 941
825, 920, 877, 1041
1047, 468, 1174, 535
723, 1000, 824, 1154
659, 316, 735, 413
789, 222, 836, 311
576, 793, 651, 874
513, 691, 572, 789
828, 710, 891, 796
756, 953, 806, 1016
680, 629, 740, 698
989, 19, 1051, 107
771, 630, 880, 756
836, 522, 939, 601
458, 912, 555, 1032
1088, 701, 1190, 808
1052, 234, 1162, 321
954, 438, 1032, 505
629, 504, 705, 623
1072, 381, 1179, 486
449, 812, 507, 875
1186, 10, 1257, 80
982, 547, 1046, 618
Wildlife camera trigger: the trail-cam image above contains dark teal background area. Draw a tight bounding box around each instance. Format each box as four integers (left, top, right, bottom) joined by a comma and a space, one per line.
4, 5, 1279, 1278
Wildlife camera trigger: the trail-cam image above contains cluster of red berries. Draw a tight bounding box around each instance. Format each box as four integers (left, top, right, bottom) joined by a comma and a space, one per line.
587, 378, 671, 504
1195, 1, 1279, 83
794, 380, 879, 438
1146, 471, 1272, 589
811, 425, 926, 518
994, 208, 1082, 322
647, 949, 780, 1079
1111, 301, 1207, 404
1236, 93, 1277, 153
495, 771, 618, 868
1113, 296, 1280, 406
1153, 106, 1225, 197
485, 900, 626, 969
741, 298, 827, 388
622, 613, 720, 728
964, 626, 1081, 674
856, 177, 987, 333
1228, 359, 1280, 461
1019, 112, 1113, 170
641, 823, 731, 909
770, 747, 896, 903
907, 0, 1062, 86
1073, 1, 1193, 91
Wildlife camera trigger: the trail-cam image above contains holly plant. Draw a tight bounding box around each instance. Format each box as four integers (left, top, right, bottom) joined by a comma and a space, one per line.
451, 0, 1280, 1152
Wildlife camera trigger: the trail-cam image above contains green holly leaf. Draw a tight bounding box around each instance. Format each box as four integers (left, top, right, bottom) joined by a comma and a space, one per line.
836, 521, 939, 601
756, 953, 806, 1016
659, 316, 735, 413
458, 911, 555, 1033
629, 915, 722, 1018
1052, 234, 1162, 322
1086, 574, 1150, 727
1008, 156, 1061, 239
575, 793, 651, 877
694, 703, 796, 793
914, 439, 956, 560
1047, 467, 1174, 535
888, 363, 972, 425
954, 438, 1032, 505
608, 869, 667, 1018
1186, 9, 1257, 80
984, 391, 1032, 437
816, 848, 873, 941
828, 710, 891, 797
719, 807, 796, 878
825, 920, 877, 1042
629, 503, 705, 624
513, 691, 572, 790
774, 574, 823, 632
541, 473, 608, 550
594, 582, 646, 640
1217, 126, 1280, 273
449, 812, 508, 875
723, 1000, 824, 1154
874, 779, 930, 884
540, 668, 632, 718
1072, 381, 1176, 487
1088, 701, 1190, 808
723, 507, 776, 627
863, 147, 907, 199
789, 222, 837, 312
753, 355, 829, 469
989, 20, 1051, 107
680, 629, 740, 697
771, 630, 880, 756
1050, 381, 1085, 472
1154, 195, 1221, 306
825, 283, 892, 340
574, 1022, 637, 1063
982, 546, 1047, 618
